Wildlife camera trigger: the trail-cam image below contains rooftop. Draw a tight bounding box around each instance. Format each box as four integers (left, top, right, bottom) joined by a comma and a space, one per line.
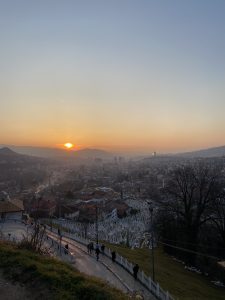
0, 199, 24, 213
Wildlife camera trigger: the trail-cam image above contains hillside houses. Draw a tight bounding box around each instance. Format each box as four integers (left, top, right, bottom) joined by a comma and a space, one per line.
0, 192, 24, 220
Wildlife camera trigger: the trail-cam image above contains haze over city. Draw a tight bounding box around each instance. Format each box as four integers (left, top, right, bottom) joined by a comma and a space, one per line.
1, 0, 225, 154
1, 2, 225, 300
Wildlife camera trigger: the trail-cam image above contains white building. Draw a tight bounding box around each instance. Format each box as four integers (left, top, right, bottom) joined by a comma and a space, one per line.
0, 198, 24, 221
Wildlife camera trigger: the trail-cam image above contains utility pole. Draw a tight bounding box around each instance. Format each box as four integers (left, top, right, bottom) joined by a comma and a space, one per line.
59, 235, 62, 256
50, 217, 53, 232
95, 206, 99, 244
147, 201, 155, 282
58, 228, 62, 256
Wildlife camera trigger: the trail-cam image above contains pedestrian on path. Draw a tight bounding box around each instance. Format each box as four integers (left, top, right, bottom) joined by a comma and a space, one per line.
58, 228, 61, 236
95, 247, 100, 261
133, 264, 139, 280
90, 242, 94, 254
111, 251, 116, 262
64, 244, 69, 255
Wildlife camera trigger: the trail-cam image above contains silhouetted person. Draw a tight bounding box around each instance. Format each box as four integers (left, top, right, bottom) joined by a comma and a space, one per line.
90, 242, 94, 254
101, 244, 105, 254
133, 264, 139, 280
95, 247, 100, 261
64, 244, 69, 255
111, 251, 116, 262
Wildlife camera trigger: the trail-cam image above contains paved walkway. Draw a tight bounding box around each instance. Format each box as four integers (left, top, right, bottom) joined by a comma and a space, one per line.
1, 221, 156, 299
48, 232, 128, 293
47, 231, 156, 300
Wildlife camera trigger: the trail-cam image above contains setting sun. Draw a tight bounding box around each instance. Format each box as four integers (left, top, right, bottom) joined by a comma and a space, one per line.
64, 142, 74, 149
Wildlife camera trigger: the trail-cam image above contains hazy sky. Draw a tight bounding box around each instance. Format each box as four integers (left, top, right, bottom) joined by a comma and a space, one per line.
1, 0, 225, 153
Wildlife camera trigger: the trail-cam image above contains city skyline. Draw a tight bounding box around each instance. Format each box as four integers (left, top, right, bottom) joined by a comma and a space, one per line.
1, 1, 225, 153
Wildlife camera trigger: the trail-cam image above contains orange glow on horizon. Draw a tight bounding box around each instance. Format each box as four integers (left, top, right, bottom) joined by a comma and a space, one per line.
64, 142, 74, 149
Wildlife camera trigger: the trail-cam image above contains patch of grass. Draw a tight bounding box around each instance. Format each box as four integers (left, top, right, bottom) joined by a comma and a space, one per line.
0, 241, 127, 300
43, 220, 70, 233
103, 242, 225, 300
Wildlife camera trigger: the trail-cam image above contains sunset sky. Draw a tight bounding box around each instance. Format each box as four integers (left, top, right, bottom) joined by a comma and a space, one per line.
1, 1, 225, 154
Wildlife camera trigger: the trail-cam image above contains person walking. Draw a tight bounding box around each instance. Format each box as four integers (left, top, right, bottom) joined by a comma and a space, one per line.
111, 250, 116, 262
64, 244, 69, 255
90, 242, 94, 254
95, 247, 100, 261
58, 228, 61, 236
133, 264, 139, 280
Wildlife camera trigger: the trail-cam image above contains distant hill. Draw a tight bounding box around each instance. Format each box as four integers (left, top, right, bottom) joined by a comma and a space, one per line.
0, 145, 112, 160
0, 146, 45, 165
0, 147, 48, 186
178, 145, 225, 158
73, 148, 112, 159
0, 147, 19, 156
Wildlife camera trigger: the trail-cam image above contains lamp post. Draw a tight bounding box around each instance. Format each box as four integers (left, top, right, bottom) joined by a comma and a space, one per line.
147, 201, 155, 282
57, 227, 62, 256
95, 205, 99, 245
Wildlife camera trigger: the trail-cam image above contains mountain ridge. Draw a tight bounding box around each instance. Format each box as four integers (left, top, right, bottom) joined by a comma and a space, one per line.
0, 147, 19, 156
1, 144, 225, 159
176, 145, 225, 158
0, 145, 112, 159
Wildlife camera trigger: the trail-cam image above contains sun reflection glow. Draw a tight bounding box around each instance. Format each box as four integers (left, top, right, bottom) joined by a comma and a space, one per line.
64, 142, 74, 149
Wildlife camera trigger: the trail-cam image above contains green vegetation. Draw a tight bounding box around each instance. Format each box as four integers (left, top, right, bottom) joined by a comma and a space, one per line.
0, 241, 127, 300
43, 220, 70, 233
104, 243, 225, 300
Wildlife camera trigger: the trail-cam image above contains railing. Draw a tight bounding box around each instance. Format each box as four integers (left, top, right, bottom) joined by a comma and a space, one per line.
47, 226, 174, 300
44, 234, 75, 264
1, 220, 174, 300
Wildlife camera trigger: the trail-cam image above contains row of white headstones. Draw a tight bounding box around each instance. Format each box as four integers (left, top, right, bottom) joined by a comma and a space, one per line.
54, 199, 154, 248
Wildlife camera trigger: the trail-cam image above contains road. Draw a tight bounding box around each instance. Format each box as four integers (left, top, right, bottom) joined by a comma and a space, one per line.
47, 230, 156, 300
1, 221, 156, 299
0, 222, 128, 294
47, 231, 130, 293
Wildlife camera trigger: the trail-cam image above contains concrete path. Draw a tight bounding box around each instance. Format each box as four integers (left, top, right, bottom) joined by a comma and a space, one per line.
47, 231, 128, 293
1, 221, 156, 299
47, 231, 156, 300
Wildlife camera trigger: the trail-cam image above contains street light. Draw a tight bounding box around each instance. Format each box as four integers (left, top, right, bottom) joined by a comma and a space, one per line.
147, 201, 155, 282
57, 228, 62, 256
95, 205, 99, 245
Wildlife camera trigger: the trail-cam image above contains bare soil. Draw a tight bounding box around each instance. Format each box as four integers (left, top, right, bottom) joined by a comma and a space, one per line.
0, 272, 32, 300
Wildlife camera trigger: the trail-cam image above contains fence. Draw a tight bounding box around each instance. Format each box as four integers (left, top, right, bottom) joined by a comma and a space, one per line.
47, 226, 174, 300
1, 219, 174, 300
44, 234, 75, 264
0, 220, 75, 264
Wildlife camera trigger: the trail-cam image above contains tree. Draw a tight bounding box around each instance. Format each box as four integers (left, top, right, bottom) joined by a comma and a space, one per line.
19, 223, 46, 253
212, 195, 225, 247
164, 162, 222, 262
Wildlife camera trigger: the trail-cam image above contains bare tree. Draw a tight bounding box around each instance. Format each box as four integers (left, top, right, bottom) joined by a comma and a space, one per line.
212, 195, 225, 246
19, 223, 46, 253
165, 162, 222, 258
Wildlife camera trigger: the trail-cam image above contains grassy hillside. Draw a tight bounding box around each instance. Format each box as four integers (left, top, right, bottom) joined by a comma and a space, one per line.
0, 241, 127, 300
104, 243, 225, 300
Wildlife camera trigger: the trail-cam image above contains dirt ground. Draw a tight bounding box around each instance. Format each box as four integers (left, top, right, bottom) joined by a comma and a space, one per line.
0, 272, 32, 300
